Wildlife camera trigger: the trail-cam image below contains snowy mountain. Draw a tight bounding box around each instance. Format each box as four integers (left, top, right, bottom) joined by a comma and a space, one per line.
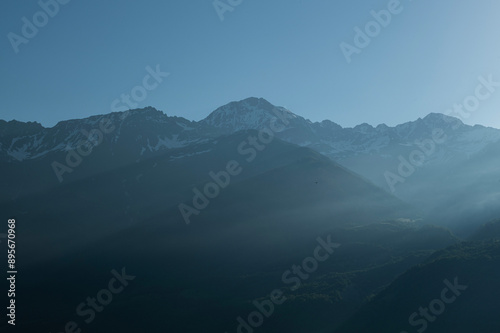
199, 98, 500, 165
3, 98, 499, 165
2, 97, 500, 225
0, 107, 209, 162
200, 97, 300, 132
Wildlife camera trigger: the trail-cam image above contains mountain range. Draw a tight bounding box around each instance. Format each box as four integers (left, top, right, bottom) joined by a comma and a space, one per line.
4, 97, 499, 165
2, 97, 500, 332
2, 97, 499, 231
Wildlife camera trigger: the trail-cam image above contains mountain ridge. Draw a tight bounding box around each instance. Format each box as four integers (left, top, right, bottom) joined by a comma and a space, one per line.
2, 97, 499, 163
2, 97, 500, 231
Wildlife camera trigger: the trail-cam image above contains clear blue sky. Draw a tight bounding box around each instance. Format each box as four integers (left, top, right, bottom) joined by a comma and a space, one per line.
1, 0, 500, 128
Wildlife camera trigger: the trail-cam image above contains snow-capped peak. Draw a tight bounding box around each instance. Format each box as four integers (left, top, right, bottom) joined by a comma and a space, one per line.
201, 97, 299, 131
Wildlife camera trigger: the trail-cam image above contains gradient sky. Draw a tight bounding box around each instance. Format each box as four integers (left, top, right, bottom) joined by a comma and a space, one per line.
1, 0, 500, 129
